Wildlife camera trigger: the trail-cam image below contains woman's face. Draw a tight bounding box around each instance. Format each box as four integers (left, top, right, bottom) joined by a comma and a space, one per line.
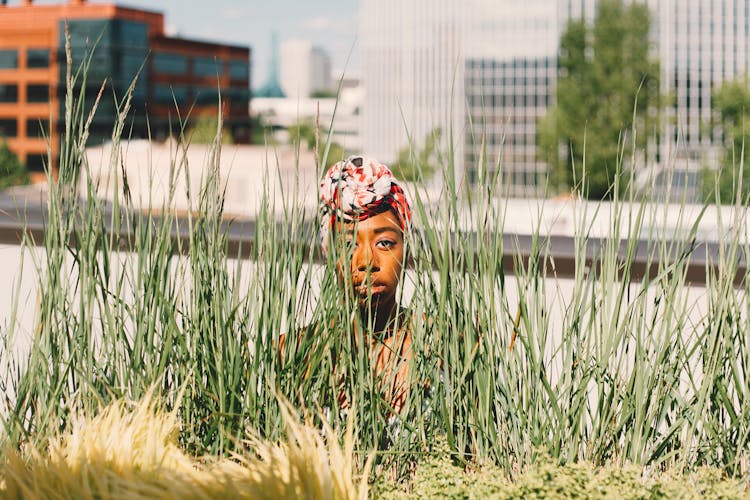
337, 210, 405, 309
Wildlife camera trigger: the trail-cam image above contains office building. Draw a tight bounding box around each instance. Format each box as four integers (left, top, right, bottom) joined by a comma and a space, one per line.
0, 0, 250, 175
463, 1, 559, 196
280, 39, 332, 99
360, 0, 464, 166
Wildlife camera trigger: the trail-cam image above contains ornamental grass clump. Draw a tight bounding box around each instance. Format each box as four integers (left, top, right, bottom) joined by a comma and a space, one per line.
0, 392, 368, 499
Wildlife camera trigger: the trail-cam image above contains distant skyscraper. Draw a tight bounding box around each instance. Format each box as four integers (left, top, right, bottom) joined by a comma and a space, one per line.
280, 39, 332, 98
362, 0, 750, 199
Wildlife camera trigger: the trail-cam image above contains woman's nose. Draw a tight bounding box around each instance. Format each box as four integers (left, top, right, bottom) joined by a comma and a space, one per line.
355, 244, 379, 272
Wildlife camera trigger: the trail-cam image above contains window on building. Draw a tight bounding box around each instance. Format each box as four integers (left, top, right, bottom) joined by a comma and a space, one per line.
152, 53, 188, 75
0, 119, 17, 137
193, 56, 219, 77
0, 84, 18, 102
153, 85, 188, 105
27, 49, 50, 68
27, 84, 49, 103
228, 60, 249, 80
26, 154, 47, 173
0, 50, 18, 69
26, 118, 48, 138
194, 86, 220, 104
225, 87, 249, 104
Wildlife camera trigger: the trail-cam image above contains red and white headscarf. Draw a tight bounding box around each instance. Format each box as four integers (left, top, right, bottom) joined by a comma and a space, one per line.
320, 155, 411, 249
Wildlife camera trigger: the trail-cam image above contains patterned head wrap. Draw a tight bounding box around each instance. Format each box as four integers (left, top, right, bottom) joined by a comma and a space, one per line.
320, 155, 411, 249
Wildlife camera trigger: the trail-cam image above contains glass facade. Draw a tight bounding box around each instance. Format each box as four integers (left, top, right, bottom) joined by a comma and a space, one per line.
193, 56, 219, 77
153, 84, 189, 105
194, 86, 220, 105
26, 154, 47, 173
27, 49, 50, 68
0, 49, 18, 69
60, 18, 150, 142
228, 60, 249, 80
364, 0, 750, 199
361, 0, 464, 164
0, 50, 18, 69
152, 52, 187, 75
465, 56, 555, 196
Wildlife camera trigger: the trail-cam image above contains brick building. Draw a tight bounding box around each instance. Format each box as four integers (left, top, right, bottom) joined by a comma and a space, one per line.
0, 0, 251, 175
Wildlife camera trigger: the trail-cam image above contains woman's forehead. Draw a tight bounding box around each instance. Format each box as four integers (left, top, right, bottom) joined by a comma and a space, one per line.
337, 211, 403, 235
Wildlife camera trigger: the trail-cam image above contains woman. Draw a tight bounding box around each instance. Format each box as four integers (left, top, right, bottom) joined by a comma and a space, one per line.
318, 155, 413, 413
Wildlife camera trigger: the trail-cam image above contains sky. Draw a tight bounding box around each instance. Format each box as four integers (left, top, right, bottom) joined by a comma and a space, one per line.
27, 0, 361, 89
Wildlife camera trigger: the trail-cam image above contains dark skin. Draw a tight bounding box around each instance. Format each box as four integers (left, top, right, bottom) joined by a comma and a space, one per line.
337, 209, 412, 412
338, 209, 405, 332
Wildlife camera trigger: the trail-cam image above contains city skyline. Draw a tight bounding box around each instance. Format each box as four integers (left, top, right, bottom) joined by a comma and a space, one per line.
11, 0, 360, 89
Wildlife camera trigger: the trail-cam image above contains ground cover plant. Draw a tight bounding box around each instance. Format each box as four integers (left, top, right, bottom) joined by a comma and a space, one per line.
1, 39, 750, 497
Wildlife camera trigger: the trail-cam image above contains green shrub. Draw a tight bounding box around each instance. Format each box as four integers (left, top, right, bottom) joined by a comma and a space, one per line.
0, 140, 29, 189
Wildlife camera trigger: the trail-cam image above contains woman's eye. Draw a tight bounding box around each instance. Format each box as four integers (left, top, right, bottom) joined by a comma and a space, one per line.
376, 239, 396, 249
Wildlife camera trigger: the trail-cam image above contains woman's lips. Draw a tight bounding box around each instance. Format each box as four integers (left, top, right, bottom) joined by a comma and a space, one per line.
355, 283, 387, 296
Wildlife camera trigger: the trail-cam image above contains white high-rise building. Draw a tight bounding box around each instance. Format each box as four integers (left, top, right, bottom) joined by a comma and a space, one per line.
280, 39, 332, 99
360, 0, 465, 164
361, 0, 750, 199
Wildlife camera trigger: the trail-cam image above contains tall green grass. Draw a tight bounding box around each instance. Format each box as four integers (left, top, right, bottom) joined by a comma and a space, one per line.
1, 39, 749, 487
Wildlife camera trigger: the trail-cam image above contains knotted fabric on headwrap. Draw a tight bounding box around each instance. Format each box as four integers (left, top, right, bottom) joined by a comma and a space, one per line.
320, 155, 411, 249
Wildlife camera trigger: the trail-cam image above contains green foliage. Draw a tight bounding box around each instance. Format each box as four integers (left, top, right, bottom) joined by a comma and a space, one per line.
310, 89, 338, 98
0, 141, 29, 189
538, 0, 661, 199
249, 114, 272, 145
187, 115, 233, 145
287, 118, 347, 166
702, 78, 750, 204
378, 452, 747, 499
392, 128, 441, 182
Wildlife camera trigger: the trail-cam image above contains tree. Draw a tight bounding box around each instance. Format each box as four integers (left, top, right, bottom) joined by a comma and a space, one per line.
703, 78, 750, 204
310, 89, 337, 99
0, 141, 29, 189
287, 119, 346, 167
538, 0, 661, 199
187, 115, 233, 145
392, 128, 441, 182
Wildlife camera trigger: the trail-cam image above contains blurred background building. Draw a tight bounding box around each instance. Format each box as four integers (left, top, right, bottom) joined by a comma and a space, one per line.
253, 73, 362, 151
359, 0, 464, 171
280, 39, 332, 99
361, 0, 750, 200
254, 33, 361, 154
0, 0, 250, 177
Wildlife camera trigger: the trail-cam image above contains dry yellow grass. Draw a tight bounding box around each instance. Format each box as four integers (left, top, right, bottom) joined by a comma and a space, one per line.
0, 393, 370, 499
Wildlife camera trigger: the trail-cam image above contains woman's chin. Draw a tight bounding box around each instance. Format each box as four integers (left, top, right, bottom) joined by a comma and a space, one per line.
356, 289, 390, 308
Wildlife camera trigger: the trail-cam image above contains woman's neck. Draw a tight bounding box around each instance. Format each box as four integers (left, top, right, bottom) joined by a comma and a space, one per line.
359, 300, 399, 335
